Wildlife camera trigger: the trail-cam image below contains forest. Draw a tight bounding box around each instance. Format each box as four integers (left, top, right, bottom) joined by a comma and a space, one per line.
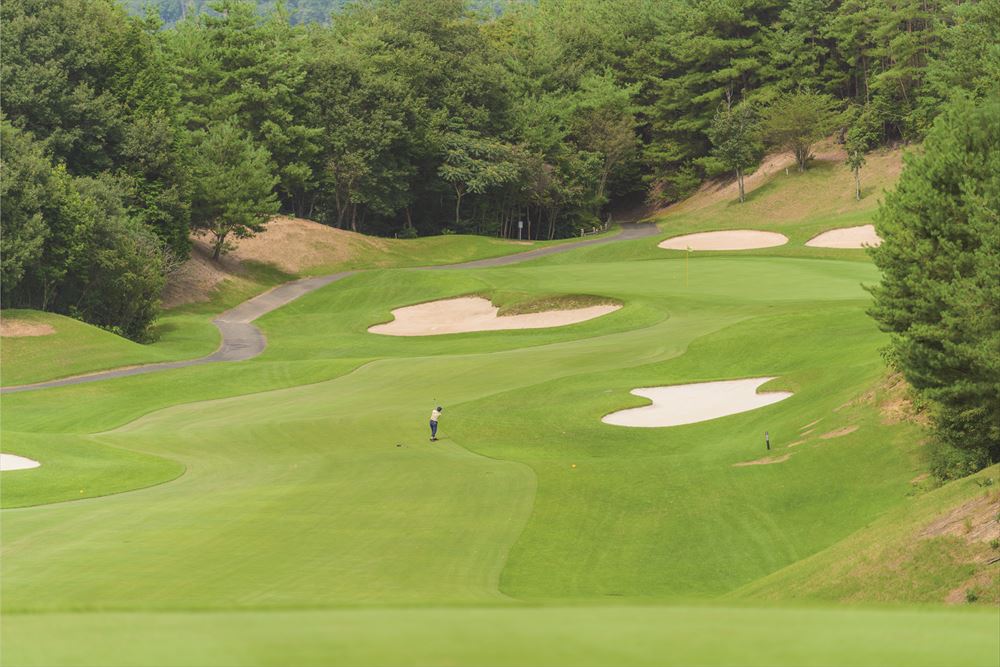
2, 0, 997, 330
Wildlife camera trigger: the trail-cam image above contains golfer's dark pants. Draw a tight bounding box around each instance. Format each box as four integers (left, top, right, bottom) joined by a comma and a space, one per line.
430, 420, 438, 438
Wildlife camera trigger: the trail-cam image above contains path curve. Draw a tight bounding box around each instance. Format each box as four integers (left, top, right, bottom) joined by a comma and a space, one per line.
2, 224, 658, 394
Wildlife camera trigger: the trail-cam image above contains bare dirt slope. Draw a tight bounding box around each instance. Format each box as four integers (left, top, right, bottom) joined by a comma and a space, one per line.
226, 216, 387, 273
163, 217, 379, 309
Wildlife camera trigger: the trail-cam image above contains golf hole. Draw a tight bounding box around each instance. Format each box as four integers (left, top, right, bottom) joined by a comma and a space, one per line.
602, 377, 792, 427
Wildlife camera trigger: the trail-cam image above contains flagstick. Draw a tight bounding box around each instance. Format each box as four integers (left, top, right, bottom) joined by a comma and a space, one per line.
685, 246, 690, 288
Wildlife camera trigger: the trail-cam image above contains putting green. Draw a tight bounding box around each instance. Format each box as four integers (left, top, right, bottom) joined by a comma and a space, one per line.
2, 241, 996, 665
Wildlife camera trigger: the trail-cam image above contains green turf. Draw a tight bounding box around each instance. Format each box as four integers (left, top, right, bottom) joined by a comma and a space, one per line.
300, 229, 617, 276
3, 606, 997, 667
5, 159, 996, 666
731, 464, 1000, 605
0, 310, 220, 387
0, 233, 611, 387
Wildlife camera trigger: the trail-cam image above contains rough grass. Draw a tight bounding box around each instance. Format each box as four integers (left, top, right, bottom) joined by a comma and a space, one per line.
731, 465, 1000, 605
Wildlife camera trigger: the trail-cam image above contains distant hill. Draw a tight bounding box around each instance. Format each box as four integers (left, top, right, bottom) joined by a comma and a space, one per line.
119, 0, 510, 26
119, 0, 348, 25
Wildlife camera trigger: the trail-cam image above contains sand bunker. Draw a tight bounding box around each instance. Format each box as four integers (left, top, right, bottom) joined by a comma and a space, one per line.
0, 320, 55, 337
805, 224, 882, 248
658, 230, 788, 251
369, 297, 620, 336
0, 454, 40, 471
602, 377, 792, 428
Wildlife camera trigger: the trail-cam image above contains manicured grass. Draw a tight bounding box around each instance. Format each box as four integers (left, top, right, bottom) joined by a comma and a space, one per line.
0, 233, 610, 387
4, 605, 998, 667
1, 256, 916, 609
6, 155, 990, 666
0, 310, 218, 387
299, 229, 619, 276
731, 464, 1000, 605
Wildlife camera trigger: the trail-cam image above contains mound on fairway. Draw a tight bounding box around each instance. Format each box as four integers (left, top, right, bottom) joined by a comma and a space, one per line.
658, 230, 789, 251
368, 296, 621, 336
0, 454, 41, 471
805, 224, 882, 248
602, 377, 792, 427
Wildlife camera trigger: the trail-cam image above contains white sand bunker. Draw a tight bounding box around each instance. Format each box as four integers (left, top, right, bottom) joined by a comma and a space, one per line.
602, 377, 792, 428
0, 454, 41, 471
805, 224, 882, 248
369, 296, 620, 336
658, 230, 788, 251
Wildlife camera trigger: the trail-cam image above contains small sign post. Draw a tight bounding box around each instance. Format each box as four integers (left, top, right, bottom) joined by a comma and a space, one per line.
518, 220, 524, 241
765, 431, 771, 451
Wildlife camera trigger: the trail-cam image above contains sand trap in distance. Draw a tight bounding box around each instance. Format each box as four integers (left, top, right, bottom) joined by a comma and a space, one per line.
0, 319, 55, 337
658, 230, 789, 251
805, 224, 882, 248
0, 454, 41, 471
369, 296, 620, 336
602, 377, 792, 427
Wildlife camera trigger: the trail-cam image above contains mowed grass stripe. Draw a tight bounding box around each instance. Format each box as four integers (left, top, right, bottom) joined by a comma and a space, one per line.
1, 256, 895, 616
2, 605, 997, 667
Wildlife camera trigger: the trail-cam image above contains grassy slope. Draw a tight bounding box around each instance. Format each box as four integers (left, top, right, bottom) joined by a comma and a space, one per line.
0, 231, 601, 387
5, 150, 997, 666
528, 147, 905, 269
300, 230, 615, 275
732, 465, 1000, 605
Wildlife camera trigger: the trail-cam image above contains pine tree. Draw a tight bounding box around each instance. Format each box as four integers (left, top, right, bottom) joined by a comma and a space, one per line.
868, 95, 1000, 477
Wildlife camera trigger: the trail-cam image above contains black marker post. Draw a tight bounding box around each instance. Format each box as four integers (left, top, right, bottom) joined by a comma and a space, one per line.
765, 431, 771, 451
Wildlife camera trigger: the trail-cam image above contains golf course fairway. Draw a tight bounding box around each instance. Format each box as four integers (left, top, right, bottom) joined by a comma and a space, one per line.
2, 234, 998, 666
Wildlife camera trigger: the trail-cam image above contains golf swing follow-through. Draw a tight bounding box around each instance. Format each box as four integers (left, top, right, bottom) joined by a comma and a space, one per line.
429, 406, 443, 441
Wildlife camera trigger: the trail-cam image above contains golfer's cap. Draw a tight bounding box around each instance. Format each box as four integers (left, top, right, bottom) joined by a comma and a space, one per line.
436, 406, 443, 411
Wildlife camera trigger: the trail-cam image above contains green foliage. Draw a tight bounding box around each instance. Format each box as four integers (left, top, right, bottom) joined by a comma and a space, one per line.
188, 120, 280, 259
763, 91, 842, 171
707, 102, 764, 202
6, 0, 997, 340
1, 121, 169, 340
0, 122, 51, 293
869, 96, 1000, 477
845, 103, 881, 199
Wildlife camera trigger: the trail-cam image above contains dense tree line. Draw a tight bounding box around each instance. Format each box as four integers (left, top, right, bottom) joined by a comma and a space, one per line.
2, 0, 997, 341
869, 95, 999, 479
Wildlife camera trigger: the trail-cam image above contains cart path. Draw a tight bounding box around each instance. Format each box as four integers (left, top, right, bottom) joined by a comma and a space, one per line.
2, 224, 658, 394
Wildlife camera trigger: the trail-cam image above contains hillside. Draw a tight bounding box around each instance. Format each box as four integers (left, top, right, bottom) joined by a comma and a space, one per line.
733, 464, 1000, 605
655, 139, 907, 250
162, 217, 575, 309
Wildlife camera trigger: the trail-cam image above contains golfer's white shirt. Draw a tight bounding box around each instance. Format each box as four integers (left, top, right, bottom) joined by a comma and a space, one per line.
431, 409, 441, 422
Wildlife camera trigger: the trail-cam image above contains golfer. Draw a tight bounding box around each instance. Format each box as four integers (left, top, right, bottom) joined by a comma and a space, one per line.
429, 406, 443, 441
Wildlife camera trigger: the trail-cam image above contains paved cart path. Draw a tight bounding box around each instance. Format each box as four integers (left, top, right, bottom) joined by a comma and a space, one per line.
2, 224, 658, 394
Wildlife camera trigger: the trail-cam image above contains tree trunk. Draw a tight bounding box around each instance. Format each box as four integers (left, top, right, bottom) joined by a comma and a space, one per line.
854, 166, 862, 200
212, 231, 227, 260
737, 168, 745, 203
